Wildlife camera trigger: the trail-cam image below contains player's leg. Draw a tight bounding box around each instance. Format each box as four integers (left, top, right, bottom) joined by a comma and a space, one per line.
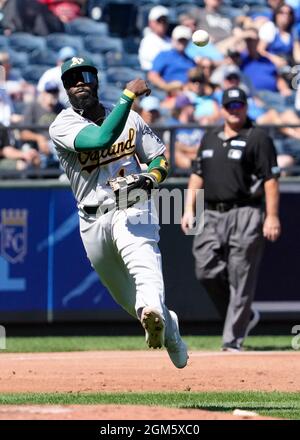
79, 212, 137, 316
112, 204, 188, 368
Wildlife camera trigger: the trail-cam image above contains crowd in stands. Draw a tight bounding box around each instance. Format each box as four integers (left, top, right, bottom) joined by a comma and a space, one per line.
1, 0, 300, 176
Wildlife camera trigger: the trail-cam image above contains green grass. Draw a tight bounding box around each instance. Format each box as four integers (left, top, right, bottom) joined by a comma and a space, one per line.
2, 335, 294, 352
0, 391, 299, 419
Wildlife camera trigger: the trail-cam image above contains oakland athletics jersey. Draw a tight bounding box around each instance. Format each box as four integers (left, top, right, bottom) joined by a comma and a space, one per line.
49, 106, 165, 207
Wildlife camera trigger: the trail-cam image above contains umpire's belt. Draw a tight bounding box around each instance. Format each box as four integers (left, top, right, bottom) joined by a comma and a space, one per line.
205, 200, 261, 213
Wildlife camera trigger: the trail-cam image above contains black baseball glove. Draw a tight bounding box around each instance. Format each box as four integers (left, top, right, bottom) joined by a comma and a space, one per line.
107, 173, 158, 209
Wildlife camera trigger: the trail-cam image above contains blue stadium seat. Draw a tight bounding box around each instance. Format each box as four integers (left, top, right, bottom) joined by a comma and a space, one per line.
29, 48, 58, 67
8, 33, 46, 53
65, 17, 109, 36
99, 84, 122, 103
46, 33, 84, 52
84, 35, 123, 54
106, 66, 145, 87
105, 51, 139, 68
7, 49, 28, 69
0, 35, 8, 50
22, 64, 52, 84
79, 51, 105, 69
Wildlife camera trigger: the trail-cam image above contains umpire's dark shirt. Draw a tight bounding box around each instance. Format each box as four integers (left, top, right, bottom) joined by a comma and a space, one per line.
192, 119, 279, 203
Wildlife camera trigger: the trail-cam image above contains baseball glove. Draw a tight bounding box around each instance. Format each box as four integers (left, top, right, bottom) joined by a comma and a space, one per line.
107, 173, 158, 209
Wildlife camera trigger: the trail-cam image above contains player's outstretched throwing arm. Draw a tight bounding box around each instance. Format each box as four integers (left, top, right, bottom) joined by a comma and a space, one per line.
74, 79, 151, 152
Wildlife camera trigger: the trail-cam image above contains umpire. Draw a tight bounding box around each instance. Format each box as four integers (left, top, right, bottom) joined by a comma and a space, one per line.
181, 87, 281, 351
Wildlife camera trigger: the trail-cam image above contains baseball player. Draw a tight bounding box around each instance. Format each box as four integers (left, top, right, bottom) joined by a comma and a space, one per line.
49, 56, 188, 369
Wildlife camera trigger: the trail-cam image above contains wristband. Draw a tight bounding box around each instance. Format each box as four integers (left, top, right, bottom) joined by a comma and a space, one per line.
123, 89, 136, 100
149, 169, 162, 183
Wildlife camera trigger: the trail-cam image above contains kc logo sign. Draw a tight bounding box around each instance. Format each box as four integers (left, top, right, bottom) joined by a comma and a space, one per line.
0, 209, 28, 264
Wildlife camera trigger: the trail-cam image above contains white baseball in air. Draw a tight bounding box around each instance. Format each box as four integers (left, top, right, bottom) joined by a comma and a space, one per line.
192, 29, 210, 47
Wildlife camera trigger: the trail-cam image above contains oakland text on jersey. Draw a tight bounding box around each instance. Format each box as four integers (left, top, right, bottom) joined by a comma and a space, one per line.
78, 128, 136, 172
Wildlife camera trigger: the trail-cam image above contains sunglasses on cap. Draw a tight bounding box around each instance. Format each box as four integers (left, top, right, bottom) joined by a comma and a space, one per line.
224, 101, 246, 110
62, 69, 98, 89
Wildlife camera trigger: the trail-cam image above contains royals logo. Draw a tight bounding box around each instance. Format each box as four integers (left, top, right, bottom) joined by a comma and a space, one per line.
0, 209, 28, 264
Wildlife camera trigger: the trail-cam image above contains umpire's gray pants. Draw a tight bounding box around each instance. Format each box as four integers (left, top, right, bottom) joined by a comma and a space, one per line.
193, 206, 264, 347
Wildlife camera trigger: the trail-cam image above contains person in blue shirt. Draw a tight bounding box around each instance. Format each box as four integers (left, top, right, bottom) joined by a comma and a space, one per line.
240, 28, 291, 97
148, 25, 196, 93
258, 4, 300, 68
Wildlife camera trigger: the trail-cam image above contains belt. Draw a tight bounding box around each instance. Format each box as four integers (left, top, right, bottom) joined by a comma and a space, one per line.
205, 200, 261, 213
82, 205, 99, 215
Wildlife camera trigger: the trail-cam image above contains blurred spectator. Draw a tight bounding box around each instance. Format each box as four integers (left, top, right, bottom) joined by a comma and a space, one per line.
148, 25, 195, 93
138, 5, 171, 71
184, 67, 220, 125
0, 123, 40, 171
191, 0, 232, 43
179, 12, 223, 62
38, 0, 85, 23
20, 81, 63, 168
138, 96, 165, 126
258, 4, 300, 68
196, 58, 216, 83
240, 28, 291, 96
166, 94, 204, 170
37, 46, 77, 107
0, 51, 34, 120
2, 0, 64, 35
190, 0, 245, 55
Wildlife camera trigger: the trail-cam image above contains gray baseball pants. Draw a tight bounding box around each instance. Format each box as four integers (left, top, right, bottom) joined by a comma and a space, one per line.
193, 206, 265, 348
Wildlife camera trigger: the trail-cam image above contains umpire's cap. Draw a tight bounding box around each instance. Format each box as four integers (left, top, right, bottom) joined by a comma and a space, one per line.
222, 87, 247, 107
61, 56, 98, 80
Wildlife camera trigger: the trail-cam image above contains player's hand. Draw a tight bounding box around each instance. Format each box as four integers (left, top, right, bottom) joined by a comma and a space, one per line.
181, 210, 195, 235
263, 215, 281, 242
126, 79, 151, 97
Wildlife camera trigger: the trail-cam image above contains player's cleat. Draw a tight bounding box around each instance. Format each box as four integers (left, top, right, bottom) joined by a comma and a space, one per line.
165, 310, 188, 369
222, 344, 242, 352
141, 307, 165, 349
245, 308, 260, 338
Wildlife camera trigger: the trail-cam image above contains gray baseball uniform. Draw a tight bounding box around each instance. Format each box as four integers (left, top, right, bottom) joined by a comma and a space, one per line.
49, 105, 170, 317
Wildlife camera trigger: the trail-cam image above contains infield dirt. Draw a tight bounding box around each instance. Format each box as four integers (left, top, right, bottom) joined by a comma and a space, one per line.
0, 351, 299, 419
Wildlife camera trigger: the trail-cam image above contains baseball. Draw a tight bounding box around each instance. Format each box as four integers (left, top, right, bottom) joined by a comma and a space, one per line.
192, 29, 210, 47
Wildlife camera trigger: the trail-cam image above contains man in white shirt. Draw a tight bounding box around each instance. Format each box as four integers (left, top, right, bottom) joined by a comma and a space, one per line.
138, 5, 172, 71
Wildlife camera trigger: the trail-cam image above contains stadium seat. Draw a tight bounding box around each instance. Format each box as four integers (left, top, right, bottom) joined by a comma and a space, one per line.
65, 17, 109, 36
29, 48, 57, 67
22, 64, 52, 84
105, 51, 139, 68
0, 35, 8, 50
7, 49, 28, 69
99, 84, 122, 104
106, 66, 145, 87
79, 51, 105, 70
8, 33, 46, 53
84, 35, 123, 54
46, 33, 84, 53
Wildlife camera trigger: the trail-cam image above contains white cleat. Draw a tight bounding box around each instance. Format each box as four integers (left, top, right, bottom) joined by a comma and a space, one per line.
141, 307, 165, 349
165, 310, 188, 369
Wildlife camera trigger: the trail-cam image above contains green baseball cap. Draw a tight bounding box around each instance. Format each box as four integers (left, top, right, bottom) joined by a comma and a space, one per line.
61, 56, 98, 79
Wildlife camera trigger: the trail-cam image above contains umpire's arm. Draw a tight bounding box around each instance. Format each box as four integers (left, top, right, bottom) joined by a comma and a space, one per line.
263, 178, 281, 242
